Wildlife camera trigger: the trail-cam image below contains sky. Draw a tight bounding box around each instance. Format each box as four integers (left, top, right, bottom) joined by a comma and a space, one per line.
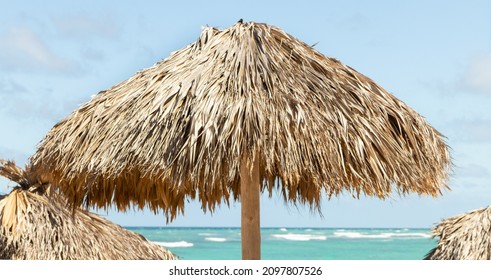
0, 0, 490, 228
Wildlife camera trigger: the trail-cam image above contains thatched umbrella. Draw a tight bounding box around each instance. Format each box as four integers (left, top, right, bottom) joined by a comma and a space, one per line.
31, 21, 451, 259
425, 206, 491, 260
0, 160, 176, 260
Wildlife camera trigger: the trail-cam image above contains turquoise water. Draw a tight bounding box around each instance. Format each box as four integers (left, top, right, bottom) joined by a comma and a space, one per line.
128, 227, 436, 260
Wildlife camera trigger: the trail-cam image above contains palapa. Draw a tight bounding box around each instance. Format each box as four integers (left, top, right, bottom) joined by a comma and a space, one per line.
31, 21, 451, 259
0, 160, 176, 260
425, 206, 491, 260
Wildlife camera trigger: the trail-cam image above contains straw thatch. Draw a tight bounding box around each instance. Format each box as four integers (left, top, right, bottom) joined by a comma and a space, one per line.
425, 206, 491, 260
31, 21, 450, 220
0, 160, 176, 260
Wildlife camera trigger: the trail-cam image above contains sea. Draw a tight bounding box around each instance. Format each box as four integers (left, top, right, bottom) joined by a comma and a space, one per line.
128, 227, 436, 260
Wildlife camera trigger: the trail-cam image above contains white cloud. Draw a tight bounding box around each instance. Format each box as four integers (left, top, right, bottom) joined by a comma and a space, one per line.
446, 119, 491, 143
0, 27, 80, 73
81, 48, 106, 61
456, 163, 490, 179
462, 52, 491, 94
1, 94, 72, 122
52, 15, 121, 40
0, 79, 29, 95
0, 78, 81, 122
0, 146, 30, 166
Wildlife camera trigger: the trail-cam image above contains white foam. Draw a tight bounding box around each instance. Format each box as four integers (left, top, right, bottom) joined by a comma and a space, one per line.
333, 231, 366, 238
272, 234, 327, 241
333, 231, 431, 239
198, 233, 213, 236
154, 241, 194, 248
279, 228, 288, 232
392, 232, 431, 238
205, 237, 227, 242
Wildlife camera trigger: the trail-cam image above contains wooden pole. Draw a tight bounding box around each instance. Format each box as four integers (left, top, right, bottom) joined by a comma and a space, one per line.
240, 154, 261, 260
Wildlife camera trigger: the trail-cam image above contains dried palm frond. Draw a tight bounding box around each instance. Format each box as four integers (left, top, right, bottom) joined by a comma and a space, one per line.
0, 159, 29, 188
0, 160, 176, 260
31, 21, 451, 221
425, 206, 491, 260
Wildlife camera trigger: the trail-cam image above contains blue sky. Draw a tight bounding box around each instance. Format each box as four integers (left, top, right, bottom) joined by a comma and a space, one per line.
1, 0, 490, 228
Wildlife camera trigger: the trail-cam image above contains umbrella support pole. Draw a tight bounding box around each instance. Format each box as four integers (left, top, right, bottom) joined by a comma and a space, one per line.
240, 155, 261, 260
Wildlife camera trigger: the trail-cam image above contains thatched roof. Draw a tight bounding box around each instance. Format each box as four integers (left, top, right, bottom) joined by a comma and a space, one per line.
31, 21, 451, 220
425, 206, 491, 260
0, 160, 176, 260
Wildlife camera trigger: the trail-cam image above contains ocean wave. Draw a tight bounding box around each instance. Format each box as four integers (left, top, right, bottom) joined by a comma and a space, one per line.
154, 241, 194, 248
198, 233, 213, 236
332, 231, 431, 239
272, 234, 327, 241
279, 228, 288, 232
205, 237, 227, 242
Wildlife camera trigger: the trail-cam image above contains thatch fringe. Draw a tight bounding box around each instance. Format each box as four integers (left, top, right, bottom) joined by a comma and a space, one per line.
425, 206, 491, 260
31, 21, 451, 221
0, 160, 176, 260
0, 159, 30, 188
